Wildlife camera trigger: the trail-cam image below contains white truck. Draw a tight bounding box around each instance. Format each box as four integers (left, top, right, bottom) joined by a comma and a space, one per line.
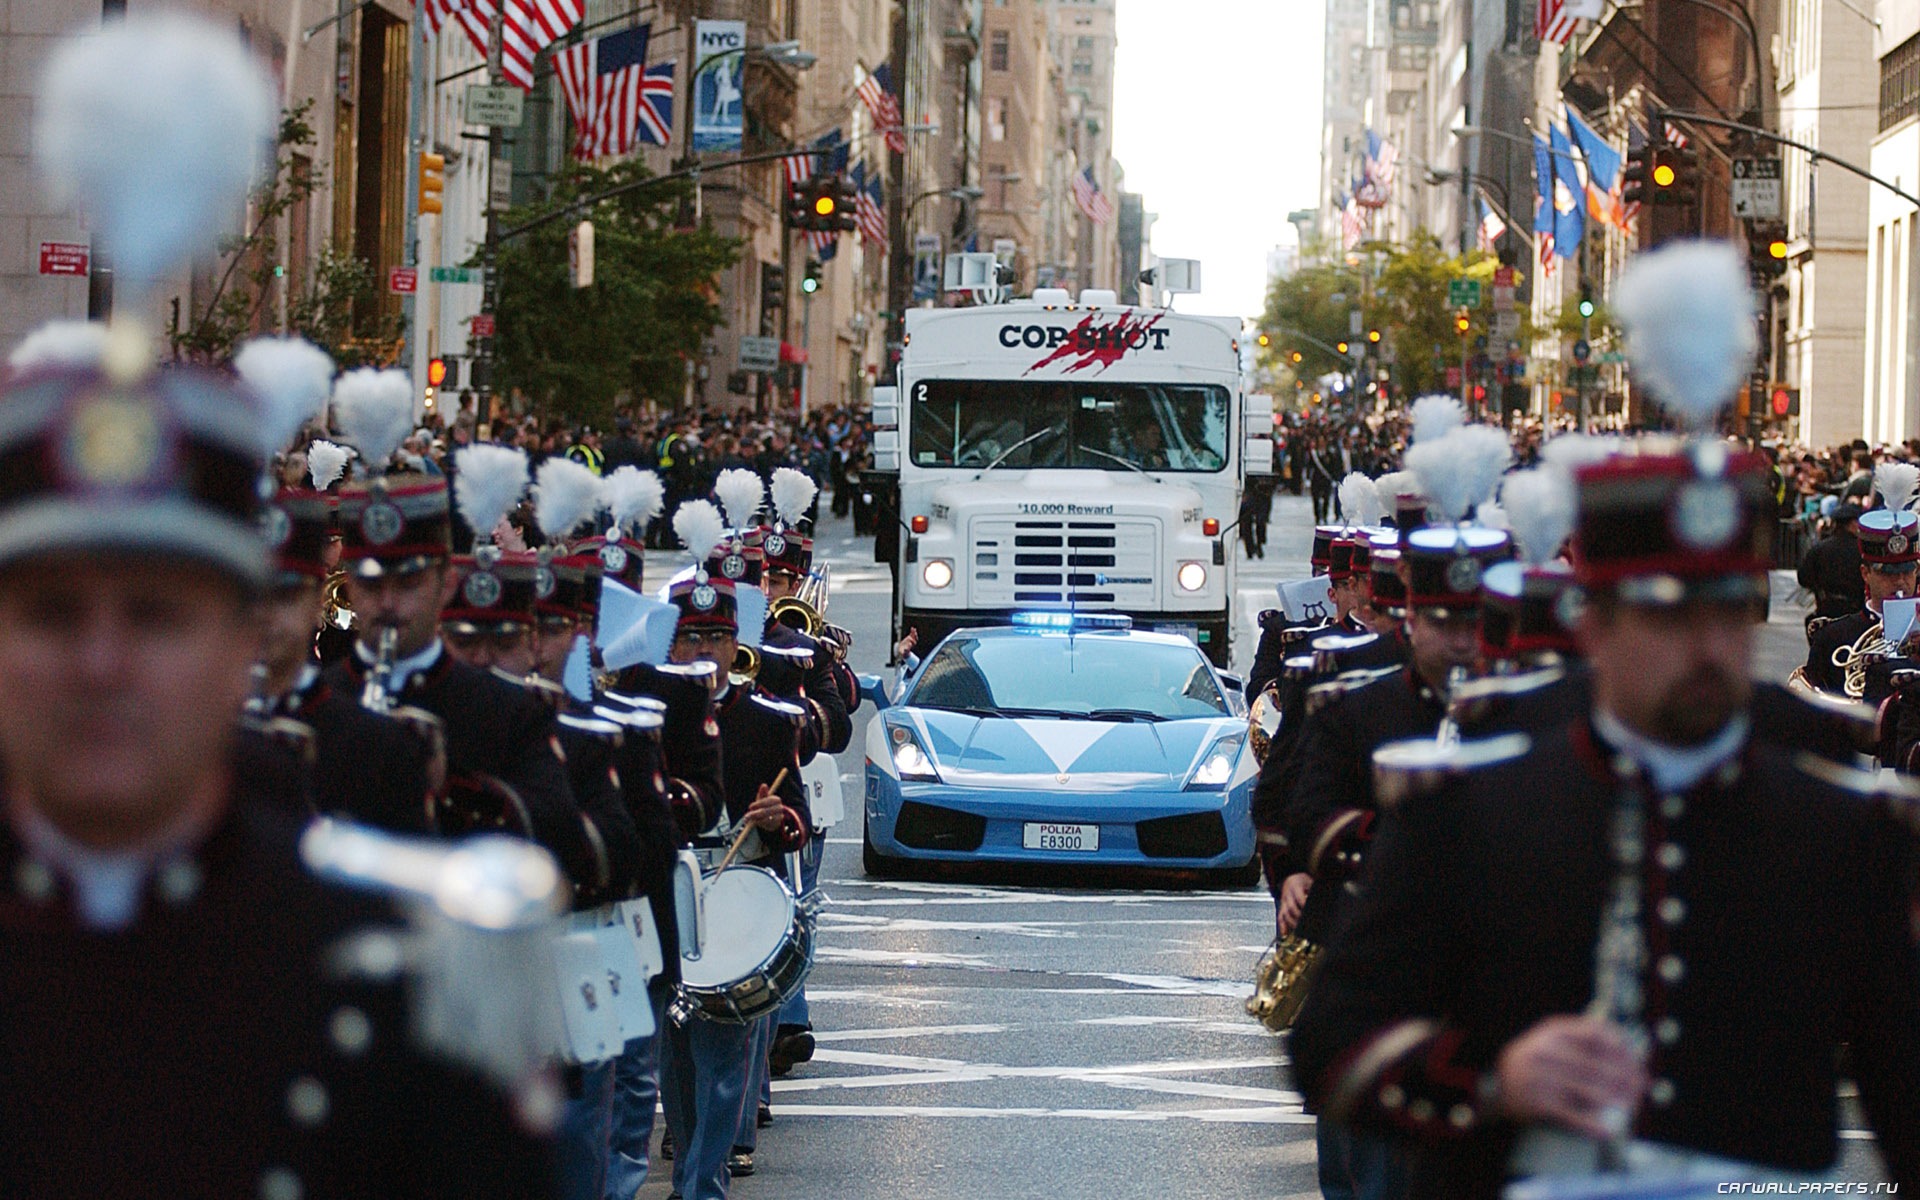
866, 286, 1271, 667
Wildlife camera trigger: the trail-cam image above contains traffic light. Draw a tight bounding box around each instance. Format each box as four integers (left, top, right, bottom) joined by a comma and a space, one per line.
1256, 332, 1271, 348
786, 181, 813, 230
1336, 340, 1349, 354
427, 357, 447, 388
802, 258, 823, 294
1770, 386, 1801, 418
1622, 144, 1651, 207
832, 174, 859, 232
1455, 312, 1471, 336
1367, 329, 1381, 344
1650, 143, 1698, 206
761, 261, 787, 310
418, 152, 445, 216
1748, 222, 1789, 280
1290, 350, 1303, 364
1578, 290, 1595, 319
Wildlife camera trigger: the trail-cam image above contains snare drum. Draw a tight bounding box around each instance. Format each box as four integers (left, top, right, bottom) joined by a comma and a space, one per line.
675, 865, 814, 1025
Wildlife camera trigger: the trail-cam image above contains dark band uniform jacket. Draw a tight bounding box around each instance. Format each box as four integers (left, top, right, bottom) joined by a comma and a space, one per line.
714, 683, 811, 868
1287, 721, 1920, 1198
257, 671, 435, 834
0, 779, 555, 1199
611, 662, 726, 839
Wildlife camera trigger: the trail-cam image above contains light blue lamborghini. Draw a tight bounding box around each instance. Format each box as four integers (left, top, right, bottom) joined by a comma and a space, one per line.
861, 614, 1258, 881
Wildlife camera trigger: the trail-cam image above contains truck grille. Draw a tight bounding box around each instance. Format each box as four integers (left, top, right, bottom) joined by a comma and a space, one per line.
968, 517, 1161, 607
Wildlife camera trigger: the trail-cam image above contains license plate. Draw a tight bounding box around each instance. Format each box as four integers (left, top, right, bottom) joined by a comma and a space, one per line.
1023, 822, 1100, 852
1158, 624, 1198, 645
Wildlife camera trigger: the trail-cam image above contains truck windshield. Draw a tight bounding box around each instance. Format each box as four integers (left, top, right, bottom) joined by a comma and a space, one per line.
908, 380, 1230, 472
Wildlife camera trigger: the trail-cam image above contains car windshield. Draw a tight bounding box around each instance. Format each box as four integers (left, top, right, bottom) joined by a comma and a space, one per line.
908, 379, 1230, 472
909, 634, 1229, 719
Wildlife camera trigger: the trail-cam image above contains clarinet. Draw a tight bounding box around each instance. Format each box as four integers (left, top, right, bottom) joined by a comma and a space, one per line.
361, 626, 399, 715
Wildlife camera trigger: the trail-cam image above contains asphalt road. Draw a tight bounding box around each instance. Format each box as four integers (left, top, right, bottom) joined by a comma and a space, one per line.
630, 491, 1884, 1200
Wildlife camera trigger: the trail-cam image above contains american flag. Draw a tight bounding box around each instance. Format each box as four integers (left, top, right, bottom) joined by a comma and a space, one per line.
421, 0, 583, 92
1364, 129, 1397, 187
1340, 196, 1366, 250
851, 160, 887, 245
857, 64, 907, 155
1537, 0, 1578, 43
553, 26, 673, 159
1477, 198, 1508, 251
1663, 119, 1690, 149
1071, 166, 1114, 224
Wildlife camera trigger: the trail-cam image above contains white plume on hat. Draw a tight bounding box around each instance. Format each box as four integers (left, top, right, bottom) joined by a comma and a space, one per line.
1337, 472, 1384, 527
1539, 432, 1618, 477
7, 320, 109, 373
713, 468, 765, 529
234, 336, 334, 458
1876, 461, 1920, 513
1613, 241, 1757, 428
307, 440, 354, 490
1374, 470, 1422, 505
770, 467, 818, 527
673, 499, 726, 568
34, 13, 275, 285
604, 466, 665, 533
1410, 395, 1466, 445
331, 368, 415, 469
1499, 468, 1576, 567
534, 457, 606, 543
1408, 425, 1512, 523
452, 445, 529, 542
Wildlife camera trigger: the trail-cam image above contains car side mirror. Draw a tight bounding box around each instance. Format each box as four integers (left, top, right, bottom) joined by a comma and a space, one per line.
858, 673, 892, 711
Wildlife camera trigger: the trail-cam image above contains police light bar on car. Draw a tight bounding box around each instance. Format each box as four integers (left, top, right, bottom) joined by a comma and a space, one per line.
1009, 612, 1134, 631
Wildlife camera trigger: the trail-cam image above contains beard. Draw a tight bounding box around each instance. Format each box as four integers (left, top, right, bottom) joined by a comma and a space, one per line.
1647, 665, 1750, 745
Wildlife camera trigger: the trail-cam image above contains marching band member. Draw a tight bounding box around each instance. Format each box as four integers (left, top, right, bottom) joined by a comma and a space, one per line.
1802, 460, 1920, 703
0, 15, 555, 1185
1290, 242, 1920, 1200
656, 500, 809, 1200
760, 466, 851, 1076
323, 425, 598, 885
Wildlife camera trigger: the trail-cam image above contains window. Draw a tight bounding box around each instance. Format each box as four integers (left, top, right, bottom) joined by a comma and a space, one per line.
909, 636, 1228, 719
990, 29, 1009, 70
1077, 35, 1094, 49
909, 380, 1231, 473
1882, 33, 1920, 132
1072, 59, 1092, 75
988, 97, 1006, 142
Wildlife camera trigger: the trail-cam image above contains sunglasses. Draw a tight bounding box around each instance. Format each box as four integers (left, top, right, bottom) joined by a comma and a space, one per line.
443, 622, 530, 652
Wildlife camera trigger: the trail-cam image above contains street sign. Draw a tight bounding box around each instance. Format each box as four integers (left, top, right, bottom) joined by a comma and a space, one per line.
38, 241, 89, 276
1448, 279, 1482, 308
739, 336, 780, 373
1572, 338, 1592, 363
1493, 266, 1516, 288
388, 267, 417, 294
466, 84, 525, 127
490, 157, 513, 210
1731, 158, 1783, 220
428, 266, 481, 284
1492, 284, 1516, 312
1445, 366, 1462, 388
470, 313, 495, 338
1494, 310, 1521, 338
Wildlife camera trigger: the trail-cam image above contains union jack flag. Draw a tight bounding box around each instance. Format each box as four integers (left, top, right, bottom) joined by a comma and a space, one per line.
420, 0, 583, 92
857, 64, 907, 154
553, 26, 673, 159
852, 160, 887, 246
1071, 166, 1113, 224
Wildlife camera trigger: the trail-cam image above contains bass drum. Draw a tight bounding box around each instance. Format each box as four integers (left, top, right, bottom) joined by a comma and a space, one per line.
676, 864, 814, 1025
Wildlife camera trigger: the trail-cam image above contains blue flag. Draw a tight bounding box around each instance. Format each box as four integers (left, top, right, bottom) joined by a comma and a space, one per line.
1548, 121, 1585, 261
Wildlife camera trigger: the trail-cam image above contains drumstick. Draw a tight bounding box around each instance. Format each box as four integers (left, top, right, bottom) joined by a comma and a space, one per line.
716, 768, 791, 873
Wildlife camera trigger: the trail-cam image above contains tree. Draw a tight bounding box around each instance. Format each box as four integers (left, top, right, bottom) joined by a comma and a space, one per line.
287, 242, 405, 370
492, 160, 739, 426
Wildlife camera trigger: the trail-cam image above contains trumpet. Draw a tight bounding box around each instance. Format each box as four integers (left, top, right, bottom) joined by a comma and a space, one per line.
322, 569, 354, 633
730, 644, 760, 689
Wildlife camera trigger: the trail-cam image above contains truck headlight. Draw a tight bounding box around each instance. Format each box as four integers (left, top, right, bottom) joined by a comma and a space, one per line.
923, 559, 954, 590
1177, 561, 1208, 592
1186, 734, 1244, 789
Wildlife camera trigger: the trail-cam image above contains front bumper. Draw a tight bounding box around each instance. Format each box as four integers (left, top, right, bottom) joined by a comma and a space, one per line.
863, 766, 1253, 869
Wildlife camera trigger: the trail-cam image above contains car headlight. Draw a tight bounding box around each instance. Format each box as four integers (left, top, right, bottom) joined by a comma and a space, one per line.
889, 724, 940, 781
1186, 734, 1244, 789
1177, 561, 1208, 592
922, 558, 954, 590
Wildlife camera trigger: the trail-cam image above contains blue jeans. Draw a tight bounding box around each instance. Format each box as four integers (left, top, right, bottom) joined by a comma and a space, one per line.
737, 1013, 777, 1153
660, 1014, 756, 1200
603, 984, 669, 1200
775, 834, 824, 1031
1315, 1118, 1407, 1200
558, 1061, 615, 1200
